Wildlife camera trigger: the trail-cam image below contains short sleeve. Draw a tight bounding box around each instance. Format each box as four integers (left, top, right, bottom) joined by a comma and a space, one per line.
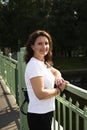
25, 60, 44, 79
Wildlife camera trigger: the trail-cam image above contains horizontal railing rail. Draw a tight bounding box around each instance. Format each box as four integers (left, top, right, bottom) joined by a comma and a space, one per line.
66, 83, 87, 100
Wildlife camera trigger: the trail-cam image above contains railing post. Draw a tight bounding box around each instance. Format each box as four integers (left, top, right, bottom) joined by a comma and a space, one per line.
18, 47, 29, 130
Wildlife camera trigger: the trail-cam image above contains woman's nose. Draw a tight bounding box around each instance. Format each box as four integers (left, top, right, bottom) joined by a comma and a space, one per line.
42, 43, 47, 48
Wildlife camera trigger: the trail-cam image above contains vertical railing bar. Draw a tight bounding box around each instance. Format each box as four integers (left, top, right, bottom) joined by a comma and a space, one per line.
76, 114, 79, 130
63, 104, 66, 130
69, 109, 72, 130
84, 106, 87, 130
4, 59, 7, 83
53, 110, 56, 130
57, 96, 61, 130
75, 101, 80, 130
84, 119, 87, 130
0, 52, 4, 78
15, 64, 18, 104
62, 94, 66, 130
69, 98, 72, 130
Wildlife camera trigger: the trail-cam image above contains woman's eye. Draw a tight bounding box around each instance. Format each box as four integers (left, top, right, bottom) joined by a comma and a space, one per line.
37, 42, 49, 45
38, 42, 42, 45
45, 42, 49, 45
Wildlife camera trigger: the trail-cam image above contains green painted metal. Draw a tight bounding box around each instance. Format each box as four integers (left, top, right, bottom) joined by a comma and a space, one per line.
17, 47, 29, 130
63, 95, 66, 130
66, 84, 87, 100
53, 110, 56, 130
0, 48, 87, 130
56, 93, 87, 130
84, 106, 87, 130
69, 98, 72, 130
76, 102, 79, 130
0, 52, 18, 103
58, 100, 61, 130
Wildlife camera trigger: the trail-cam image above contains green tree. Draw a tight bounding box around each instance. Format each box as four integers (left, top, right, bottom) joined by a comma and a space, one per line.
0, 0, 87, 57
0, 0, 19, 52
74, 0, 87, 56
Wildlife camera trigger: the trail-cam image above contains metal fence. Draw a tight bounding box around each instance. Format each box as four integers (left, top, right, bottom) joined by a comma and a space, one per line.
54, 84, 87, 130
0, 52, 18, 103
0, 47, 87, 130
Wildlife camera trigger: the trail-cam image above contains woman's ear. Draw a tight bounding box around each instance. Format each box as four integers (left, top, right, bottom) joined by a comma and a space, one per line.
31, 44, 34, 51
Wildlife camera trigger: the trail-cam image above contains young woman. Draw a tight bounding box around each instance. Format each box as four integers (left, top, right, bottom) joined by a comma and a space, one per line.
24, 30, 69, 130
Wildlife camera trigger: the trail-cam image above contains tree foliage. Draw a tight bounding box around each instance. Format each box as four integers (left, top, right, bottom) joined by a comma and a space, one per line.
0, 0, 87, 57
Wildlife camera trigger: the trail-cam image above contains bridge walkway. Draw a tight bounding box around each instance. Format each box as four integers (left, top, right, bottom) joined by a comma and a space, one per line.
0, 79, 20, 130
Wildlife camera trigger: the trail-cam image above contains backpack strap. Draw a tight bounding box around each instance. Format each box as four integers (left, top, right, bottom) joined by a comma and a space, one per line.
20, 88, 29, 115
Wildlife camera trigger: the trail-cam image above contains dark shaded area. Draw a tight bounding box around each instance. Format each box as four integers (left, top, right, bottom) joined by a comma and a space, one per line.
0, 81, 20, 130
62, 69, 87, 90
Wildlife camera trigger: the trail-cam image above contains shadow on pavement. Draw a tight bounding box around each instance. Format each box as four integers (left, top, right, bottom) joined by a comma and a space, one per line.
0, 81, 20, 130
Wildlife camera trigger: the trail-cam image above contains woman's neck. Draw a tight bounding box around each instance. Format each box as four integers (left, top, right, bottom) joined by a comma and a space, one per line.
33, 56, 44, 62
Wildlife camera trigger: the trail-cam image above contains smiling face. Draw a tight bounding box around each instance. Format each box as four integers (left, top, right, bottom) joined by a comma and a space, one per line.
31, 36, 49, 61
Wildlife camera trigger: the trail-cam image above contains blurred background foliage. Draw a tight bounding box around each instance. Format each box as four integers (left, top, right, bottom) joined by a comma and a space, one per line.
0, 0, 87, 59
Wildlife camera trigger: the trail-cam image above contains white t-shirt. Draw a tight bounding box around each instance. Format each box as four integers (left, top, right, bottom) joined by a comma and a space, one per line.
25, 57, 56, 114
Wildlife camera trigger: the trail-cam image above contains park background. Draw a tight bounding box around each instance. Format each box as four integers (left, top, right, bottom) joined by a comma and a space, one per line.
0, 0, 87, 84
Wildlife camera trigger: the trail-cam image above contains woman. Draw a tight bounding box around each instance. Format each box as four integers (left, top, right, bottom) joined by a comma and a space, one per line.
24, 30, 69, 130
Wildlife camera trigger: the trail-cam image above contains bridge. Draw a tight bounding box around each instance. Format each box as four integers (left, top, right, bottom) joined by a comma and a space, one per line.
0, 47, 87, 130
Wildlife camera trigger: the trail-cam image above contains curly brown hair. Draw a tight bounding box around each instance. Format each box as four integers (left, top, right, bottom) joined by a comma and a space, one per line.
24, 30, 53, 65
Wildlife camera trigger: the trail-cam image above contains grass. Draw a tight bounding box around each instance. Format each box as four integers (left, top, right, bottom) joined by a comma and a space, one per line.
53, 57, 87, 70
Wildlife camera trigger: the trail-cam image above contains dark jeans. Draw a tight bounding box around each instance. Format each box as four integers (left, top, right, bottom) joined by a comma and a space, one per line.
27, 111, 53, 130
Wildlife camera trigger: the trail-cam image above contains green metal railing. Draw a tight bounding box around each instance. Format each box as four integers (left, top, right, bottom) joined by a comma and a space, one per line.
54, 84, 87, 130
0, 52, 18, 103
0, 48, 87, 130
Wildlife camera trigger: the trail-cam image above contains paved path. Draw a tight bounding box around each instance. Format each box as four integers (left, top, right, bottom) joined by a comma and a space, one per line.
0, 79, 20, 130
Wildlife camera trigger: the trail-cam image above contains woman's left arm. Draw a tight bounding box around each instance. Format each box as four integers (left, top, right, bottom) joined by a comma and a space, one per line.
51, 67, 69, 91
51, 67, 62, 79
51, 67, 69, 86
51, 67, 67, 85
